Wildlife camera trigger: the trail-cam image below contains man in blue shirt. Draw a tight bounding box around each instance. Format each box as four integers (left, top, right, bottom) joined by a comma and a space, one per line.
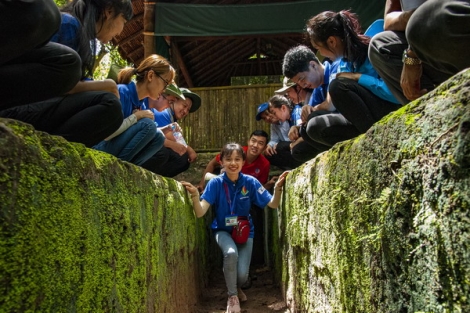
141, 87, 201, 177
282, 45, 361, 154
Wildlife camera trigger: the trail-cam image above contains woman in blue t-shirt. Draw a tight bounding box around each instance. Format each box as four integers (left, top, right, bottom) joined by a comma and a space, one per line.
181, 143, 288, 313
93, 54, 173, 165
305, 10, 400, 135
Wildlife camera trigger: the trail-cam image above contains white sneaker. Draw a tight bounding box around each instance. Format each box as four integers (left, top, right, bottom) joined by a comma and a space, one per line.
226, 295, 241, 313
237, 288, 247, 302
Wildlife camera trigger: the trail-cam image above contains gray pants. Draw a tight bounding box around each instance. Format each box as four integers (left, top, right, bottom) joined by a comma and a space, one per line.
369, 0, 470, 104
215, 231, 253, 297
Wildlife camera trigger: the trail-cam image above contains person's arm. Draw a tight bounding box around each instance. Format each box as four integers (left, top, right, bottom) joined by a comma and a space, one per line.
289, 137, 304, 150
186, 145, 197, 163
301, 105, 315, 124
198, 156, 221, 192
267, 171, 289, 208
180, 181, 211, 217
312, 93, 335, 112
337, 69, 399, 104
263, 176, 278, 191
105, 110, 154, 141
164, 139, 187, 155
400, 49, 426, 101
288, 125, 300, 142
67, 79, 119, 98
384, 0, 415, 31
268, 123, 280, 148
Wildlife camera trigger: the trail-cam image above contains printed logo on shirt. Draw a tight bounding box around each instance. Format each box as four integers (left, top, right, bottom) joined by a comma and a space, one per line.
257, 186, 266, 194
255, 168, 260, 174
241, 186, 249, 196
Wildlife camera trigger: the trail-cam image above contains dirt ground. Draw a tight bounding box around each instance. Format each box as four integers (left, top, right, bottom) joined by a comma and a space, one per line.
195, 265, 288, 313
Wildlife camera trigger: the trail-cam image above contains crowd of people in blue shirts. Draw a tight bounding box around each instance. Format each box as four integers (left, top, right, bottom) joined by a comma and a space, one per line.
1, 0, 202, 178
1, 0, 469, 312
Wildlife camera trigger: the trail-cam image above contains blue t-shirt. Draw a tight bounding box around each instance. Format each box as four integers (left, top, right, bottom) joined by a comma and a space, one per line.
290, 104, 303, 127
338, 58, 399, 104
50, 13, 80, 51
151, 108, 174, 127
201, 172, 272, 237
117, 82, 141, 118
308, 60, 340, 107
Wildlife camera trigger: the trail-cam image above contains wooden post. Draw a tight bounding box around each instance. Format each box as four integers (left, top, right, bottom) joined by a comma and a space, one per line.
143, 1, 156, 57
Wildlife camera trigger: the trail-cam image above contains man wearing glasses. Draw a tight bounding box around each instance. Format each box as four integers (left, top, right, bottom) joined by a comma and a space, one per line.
141, 87, 202, 178
142, 83, 185, 112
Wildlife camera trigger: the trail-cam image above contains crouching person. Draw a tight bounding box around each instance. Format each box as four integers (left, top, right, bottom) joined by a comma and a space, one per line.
181, 143, 288, 313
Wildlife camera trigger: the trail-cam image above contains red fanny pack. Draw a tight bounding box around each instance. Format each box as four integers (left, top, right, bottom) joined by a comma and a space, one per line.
232, 217, 250, 244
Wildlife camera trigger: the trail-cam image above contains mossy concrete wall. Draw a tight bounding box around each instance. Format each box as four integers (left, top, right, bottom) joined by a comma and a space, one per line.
275, 69, 470, 312
0, 120, 208, 312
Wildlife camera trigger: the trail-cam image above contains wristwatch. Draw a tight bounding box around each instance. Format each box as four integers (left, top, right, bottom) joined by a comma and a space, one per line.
402, 49, 422, 65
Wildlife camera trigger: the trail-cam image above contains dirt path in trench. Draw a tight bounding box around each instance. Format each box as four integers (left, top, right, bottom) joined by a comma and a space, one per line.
195, 265, 289, 313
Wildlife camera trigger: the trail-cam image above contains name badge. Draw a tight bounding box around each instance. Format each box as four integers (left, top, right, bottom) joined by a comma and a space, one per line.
225, 215, 238, 226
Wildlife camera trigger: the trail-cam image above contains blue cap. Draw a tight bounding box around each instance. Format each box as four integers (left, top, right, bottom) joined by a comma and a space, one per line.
255, 102, 269, 121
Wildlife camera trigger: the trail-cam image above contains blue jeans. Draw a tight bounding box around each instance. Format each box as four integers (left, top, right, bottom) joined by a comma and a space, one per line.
215, 230, 253, 297
93, 118, 164, 165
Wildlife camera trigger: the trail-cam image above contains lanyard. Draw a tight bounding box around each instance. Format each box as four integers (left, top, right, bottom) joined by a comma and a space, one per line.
223, 182, 236, 215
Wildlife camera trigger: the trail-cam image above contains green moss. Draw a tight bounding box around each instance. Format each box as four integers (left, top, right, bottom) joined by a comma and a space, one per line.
273, 69, 470, 312
0, 119, 208, 312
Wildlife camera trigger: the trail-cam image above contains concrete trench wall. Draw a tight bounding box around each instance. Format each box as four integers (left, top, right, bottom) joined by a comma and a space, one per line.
1, 69, 469, 312
274, 69, 470, 312
0, 120, 209, 312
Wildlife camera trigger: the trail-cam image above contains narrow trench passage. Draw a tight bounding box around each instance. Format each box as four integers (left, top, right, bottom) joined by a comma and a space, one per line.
194, 208, 288, 312
195, 264, 288, 313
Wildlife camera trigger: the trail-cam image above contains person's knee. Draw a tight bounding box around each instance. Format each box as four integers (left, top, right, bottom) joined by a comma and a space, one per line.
329, 78, 348, 95
139, 117, 155, 128
101, 93, 123, 129
224, 249, 238, 265
368, 35, 383, 66
306, 118, 323, 143
237, 270, 249, 284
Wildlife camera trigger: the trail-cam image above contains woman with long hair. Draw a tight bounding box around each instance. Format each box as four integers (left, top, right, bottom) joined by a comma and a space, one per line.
92, 54, 174, 165
51, 0, 133, 96
305, 10, 400, 134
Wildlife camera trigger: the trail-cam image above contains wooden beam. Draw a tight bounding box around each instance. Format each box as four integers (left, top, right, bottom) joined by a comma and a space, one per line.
171, 41, 194, 88
173, 33, 303, 42
191, 39, 247, 79
143, 1, 156, 57
198, 43, 254, 86
117, 30, 143, 47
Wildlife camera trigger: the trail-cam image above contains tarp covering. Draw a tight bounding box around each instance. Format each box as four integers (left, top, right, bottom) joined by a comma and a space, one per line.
154, 0, 384, 37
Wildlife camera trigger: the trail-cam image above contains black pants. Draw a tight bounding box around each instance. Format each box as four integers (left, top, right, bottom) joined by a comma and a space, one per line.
141, 147, 190, 177
291, 138, 327, 164
0, 0, 81, 110
265, 141, 303, 170
303, 110, 361, 148
0, 92, 123, 148
329, 78, 400, 133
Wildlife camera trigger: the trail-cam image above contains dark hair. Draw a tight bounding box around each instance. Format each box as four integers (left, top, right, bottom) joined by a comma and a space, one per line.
220, 143, 246, 161
268, 94, 291, 111
306, 10, 369, 69
282, 45, 320, 78
249, 130, 269, 144
61, 0, 133, 77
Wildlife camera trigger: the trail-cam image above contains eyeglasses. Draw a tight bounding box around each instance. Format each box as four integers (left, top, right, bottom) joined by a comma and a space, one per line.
160, 93, 175, 105
156, 72, 169, 89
